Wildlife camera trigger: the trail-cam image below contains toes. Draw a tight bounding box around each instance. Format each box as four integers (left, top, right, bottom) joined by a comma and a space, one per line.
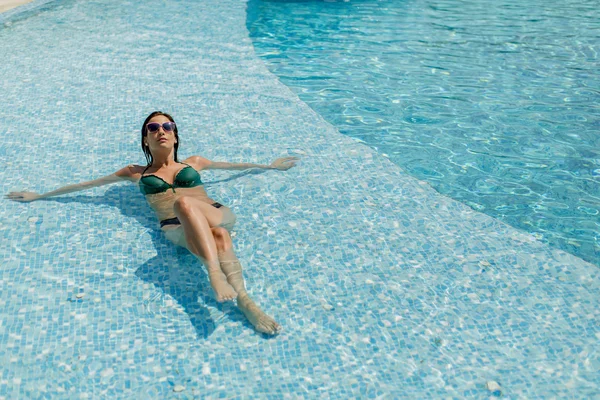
216, 288, 238, 302
258, 319, 281, 335
217, 294, 236, 302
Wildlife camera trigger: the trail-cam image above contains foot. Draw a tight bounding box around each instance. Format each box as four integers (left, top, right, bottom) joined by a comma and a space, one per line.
207, 268, 237, 302
237, 293, 281, 335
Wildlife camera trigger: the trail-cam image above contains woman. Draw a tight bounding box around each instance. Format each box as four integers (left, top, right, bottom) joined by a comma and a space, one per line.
7, 111, 298, 335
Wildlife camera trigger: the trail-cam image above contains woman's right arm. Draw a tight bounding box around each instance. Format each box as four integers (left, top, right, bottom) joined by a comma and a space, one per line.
6, 165, 140, 203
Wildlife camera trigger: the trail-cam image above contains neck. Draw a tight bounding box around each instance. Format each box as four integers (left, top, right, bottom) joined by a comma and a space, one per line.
150, 150, 176, 168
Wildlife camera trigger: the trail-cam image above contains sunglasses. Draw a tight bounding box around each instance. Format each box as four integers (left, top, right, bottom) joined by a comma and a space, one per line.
146, 122, 176, 133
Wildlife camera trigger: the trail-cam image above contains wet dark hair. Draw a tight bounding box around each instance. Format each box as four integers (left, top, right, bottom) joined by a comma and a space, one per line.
141, 111, 180, 165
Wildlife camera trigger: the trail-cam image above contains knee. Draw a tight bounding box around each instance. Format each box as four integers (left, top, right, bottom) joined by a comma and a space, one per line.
212, 227, 231, 244
211, 227, 232, 251
173, 196, 195, 216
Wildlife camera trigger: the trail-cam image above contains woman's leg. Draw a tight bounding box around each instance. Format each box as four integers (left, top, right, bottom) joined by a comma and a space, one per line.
173, 197, 237, 302
211, 227, 282, 335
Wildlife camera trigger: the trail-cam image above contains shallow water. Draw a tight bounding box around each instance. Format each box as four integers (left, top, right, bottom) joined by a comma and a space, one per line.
1, 0, 599, 398
247, 0, 600, 266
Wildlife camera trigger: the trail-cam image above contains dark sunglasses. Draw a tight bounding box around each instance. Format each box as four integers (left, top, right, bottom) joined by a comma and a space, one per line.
146, 122, 176, 133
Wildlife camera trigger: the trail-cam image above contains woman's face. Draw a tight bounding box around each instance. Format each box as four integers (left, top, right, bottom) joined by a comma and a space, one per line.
144, 115, 177, 154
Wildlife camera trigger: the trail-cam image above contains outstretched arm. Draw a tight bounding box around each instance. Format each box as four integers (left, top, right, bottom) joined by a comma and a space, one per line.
190, 156, 299, 171
6, 165, 138, 203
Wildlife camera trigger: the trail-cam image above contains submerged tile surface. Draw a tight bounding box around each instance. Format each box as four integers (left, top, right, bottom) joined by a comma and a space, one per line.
0, 0, 598, 398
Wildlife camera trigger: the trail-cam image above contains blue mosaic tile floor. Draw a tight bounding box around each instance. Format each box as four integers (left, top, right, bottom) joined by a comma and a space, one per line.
1, 0, 599, 398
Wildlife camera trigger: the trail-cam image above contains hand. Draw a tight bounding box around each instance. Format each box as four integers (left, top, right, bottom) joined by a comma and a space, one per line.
270, 156, 299, 171
5, 191, 42, 202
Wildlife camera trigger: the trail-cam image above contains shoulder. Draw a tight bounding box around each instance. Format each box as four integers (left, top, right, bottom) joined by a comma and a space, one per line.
183, 156, 212, 171
115, 164, 146, 181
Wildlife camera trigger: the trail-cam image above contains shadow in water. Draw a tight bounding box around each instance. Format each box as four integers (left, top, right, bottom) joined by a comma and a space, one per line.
44, 171, 268, 338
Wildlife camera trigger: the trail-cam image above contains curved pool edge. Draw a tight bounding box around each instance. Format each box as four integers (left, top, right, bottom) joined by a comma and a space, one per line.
239, 0, 595, 269
0, 0, 598, 397
243, 0, 600, 268
0, 0, 59, 24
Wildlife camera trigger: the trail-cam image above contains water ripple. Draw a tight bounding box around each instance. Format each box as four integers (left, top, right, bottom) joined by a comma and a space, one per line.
248, 0, 600, 265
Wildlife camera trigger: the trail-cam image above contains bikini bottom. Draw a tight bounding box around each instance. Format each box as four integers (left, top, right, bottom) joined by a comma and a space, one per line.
160, 202, 223, 228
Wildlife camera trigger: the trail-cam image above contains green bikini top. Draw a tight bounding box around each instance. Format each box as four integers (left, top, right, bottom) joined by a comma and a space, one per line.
139, 163, 203, 195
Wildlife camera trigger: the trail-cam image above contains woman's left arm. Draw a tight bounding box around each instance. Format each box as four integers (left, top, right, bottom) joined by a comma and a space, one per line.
189, 156, 299, 171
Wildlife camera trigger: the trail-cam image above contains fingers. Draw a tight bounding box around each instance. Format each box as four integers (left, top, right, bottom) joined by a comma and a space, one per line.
283, 160, 298, 168
273, 156, 299, 170
5, 192, 28, 202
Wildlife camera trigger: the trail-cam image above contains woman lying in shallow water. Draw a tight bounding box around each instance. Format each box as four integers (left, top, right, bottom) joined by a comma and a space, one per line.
7, 111, 298, 335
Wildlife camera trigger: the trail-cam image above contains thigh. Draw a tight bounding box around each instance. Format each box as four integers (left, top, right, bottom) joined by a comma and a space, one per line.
217, 206, 237, 231
174, 197, 236, 229
162, 225, 188, 248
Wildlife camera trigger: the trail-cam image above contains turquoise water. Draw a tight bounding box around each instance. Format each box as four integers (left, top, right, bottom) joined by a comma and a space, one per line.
247, 0, 600, 266
1, 0, 599, 398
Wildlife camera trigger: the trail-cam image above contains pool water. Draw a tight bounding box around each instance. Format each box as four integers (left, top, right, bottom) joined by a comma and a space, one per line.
247, 0, 600, 266
1, 0, 599, 398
